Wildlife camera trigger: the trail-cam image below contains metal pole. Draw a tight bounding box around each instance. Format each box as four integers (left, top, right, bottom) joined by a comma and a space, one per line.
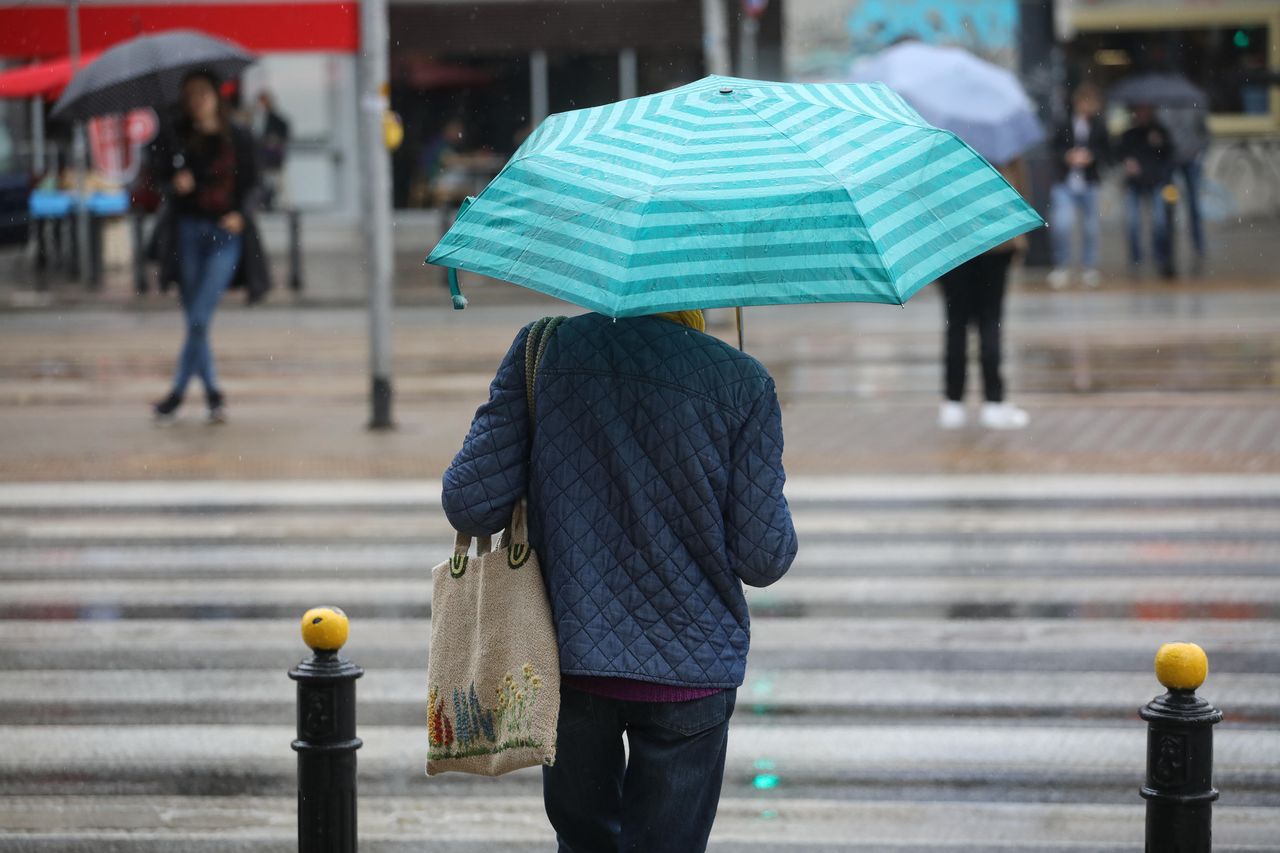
1140, 643, 1221, 853
290, 607, 363, 853
289, 209, 304, 292
31, 96, 46, 176
1018, 0, 1059, 268
701, 0, 732, 76
618, 48, 638, 101
359, 0, 394, 429
68, 0, 94, 288
530, 50, 549, 128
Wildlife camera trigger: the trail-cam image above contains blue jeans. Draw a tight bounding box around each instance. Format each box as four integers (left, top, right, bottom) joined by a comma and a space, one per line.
1176, 157, 1205, 257
1124, 185, 1172, 272
173, 216, 241, 396
543, 686, 736, 853
1049, 182, 1100, 269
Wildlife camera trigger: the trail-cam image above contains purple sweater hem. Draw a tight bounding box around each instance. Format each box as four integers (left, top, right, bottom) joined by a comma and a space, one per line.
563, 674, 722, 703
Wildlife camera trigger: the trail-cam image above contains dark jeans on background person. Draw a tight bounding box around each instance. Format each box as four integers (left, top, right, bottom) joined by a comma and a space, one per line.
940, 252, 1013, 404
1176, 157, 1205, 258
172, 216, 241, 397
543, 686, 736, 853
1124, 185, 1172, 275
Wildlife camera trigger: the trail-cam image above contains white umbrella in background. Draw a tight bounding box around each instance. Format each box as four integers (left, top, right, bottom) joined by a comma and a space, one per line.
849, 40, 1045, 166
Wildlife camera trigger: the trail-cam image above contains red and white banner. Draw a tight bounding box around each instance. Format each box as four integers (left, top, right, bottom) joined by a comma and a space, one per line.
87, 107, 158, 184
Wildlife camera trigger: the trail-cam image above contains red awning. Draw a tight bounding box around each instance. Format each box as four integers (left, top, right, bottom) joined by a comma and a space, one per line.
0, 3, 357, 59
0, 51, 103, 99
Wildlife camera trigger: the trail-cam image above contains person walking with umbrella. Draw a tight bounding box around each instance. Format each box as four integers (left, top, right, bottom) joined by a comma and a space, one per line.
1118, 103, 1176, 279
151, 70, 261, 423
843, 45, 1042, 429
51, 31, 263, 423
937, 156, 1033, 431
429, 76, 1041, 847
1159, 102, 1211, 271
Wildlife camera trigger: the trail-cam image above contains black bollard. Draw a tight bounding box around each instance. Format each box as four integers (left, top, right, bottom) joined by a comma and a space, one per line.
290, 606, 363, 853
1140, 642, 1222, 853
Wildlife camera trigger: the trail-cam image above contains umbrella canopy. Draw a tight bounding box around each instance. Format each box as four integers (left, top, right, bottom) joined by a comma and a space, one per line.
427, 75, 1042, 318
1109, 73, 1208, 108
847, 41, 1044, 166
51, 30, 254, 122
0, 52, 103, 100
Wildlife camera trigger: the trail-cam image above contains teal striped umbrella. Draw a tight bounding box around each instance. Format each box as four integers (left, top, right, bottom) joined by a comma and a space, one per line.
427, 75, 1043, 317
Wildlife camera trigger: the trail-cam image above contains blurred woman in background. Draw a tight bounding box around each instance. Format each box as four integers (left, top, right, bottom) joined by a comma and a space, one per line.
151, 70, 265, 424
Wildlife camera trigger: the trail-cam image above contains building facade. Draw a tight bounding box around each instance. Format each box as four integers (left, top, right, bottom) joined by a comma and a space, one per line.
5, 0, 784, 216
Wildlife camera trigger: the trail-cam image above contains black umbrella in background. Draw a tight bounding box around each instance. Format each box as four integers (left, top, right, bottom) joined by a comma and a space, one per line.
1109, 72, 1209, 108
52, 30, 255, 122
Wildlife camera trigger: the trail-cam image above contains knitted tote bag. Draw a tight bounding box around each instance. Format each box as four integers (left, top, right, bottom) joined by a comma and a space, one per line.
426, 318, 563, 776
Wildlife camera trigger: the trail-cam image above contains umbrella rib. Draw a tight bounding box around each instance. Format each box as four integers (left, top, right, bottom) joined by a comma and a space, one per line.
734, 95, 918, 304
615, 95, 682, 299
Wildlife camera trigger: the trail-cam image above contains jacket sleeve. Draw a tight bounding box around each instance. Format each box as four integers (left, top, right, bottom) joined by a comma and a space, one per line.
442, 326, 531, 537
725, 377, 798, 587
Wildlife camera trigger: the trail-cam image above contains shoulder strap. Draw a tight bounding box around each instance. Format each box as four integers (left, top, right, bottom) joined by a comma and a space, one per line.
524, 316, 565, 429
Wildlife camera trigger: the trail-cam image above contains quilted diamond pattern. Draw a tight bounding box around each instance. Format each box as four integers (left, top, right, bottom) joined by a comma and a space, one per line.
442, 314, 797, 688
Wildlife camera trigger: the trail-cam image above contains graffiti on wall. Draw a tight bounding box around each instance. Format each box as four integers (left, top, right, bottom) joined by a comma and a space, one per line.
787, 0, 1020, 80
848, 0, 1018, 64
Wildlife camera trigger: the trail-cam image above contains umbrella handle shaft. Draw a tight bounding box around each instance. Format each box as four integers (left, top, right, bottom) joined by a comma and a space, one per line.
736, 307, 744, 351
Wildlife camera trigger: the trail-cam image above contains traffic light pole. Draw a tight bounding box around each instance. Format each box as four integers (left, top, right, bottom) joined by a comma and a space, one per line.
359, 0, 395, 430
67, 0, 94, 288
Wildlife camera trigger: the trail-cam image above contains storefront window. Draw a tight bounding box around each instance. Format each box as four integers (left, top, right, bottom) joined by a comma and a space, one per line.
1071, 25, 1271, 116
389, 57, 529, 210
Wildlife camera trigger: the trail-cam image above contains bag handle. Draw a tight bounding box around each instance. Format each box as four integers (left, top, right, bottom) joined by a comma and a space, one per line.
498, 499, 529, 549
452, 531, 493, 557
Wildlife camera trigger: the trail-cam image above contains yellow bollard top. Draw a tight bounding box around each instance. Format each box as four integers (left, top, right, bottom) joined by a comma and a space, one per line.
301, 606, 349, 652
1155, 642, 1208, 691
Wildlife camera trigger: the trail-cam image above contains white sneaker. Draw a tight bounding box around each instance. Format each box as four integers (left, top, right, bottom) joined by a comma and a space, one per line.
938, 401, 967, 430
1047, 268, 1071, 290
980, 402, 1030, 430
1081, 269, 1101, 289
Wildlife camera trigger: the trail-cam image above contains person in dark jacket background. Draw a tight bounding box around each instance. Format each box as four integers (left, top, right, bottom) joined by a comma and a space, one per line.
1118, 103, 1176, 279
251, 90, 290, 211
442, 309, 797, 853
151, 70, 263, 424
1047, 83, 1109, 289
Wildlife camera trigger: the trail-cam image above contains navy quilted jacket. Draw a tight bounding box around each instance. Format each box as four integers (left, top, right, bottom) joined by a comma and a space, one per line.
442, 314, 797, 688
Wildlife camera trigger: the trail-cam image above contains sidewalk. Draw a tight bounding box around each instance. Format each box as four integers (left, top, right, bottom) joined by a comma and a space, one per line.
1, 281, 1276, 480
3, 209, 1277, 310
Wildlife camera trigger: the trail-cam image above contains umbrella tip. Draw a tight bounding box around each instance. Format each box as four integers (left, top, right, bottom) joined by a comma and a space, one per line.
719, 86, 734, 95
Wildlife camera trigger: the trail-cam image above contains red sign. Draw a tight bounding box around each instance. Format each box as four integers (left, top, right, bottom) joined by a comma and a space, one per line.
0, 3, 358, 59
741, 0, 769, 20
88, 108, 158, 184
